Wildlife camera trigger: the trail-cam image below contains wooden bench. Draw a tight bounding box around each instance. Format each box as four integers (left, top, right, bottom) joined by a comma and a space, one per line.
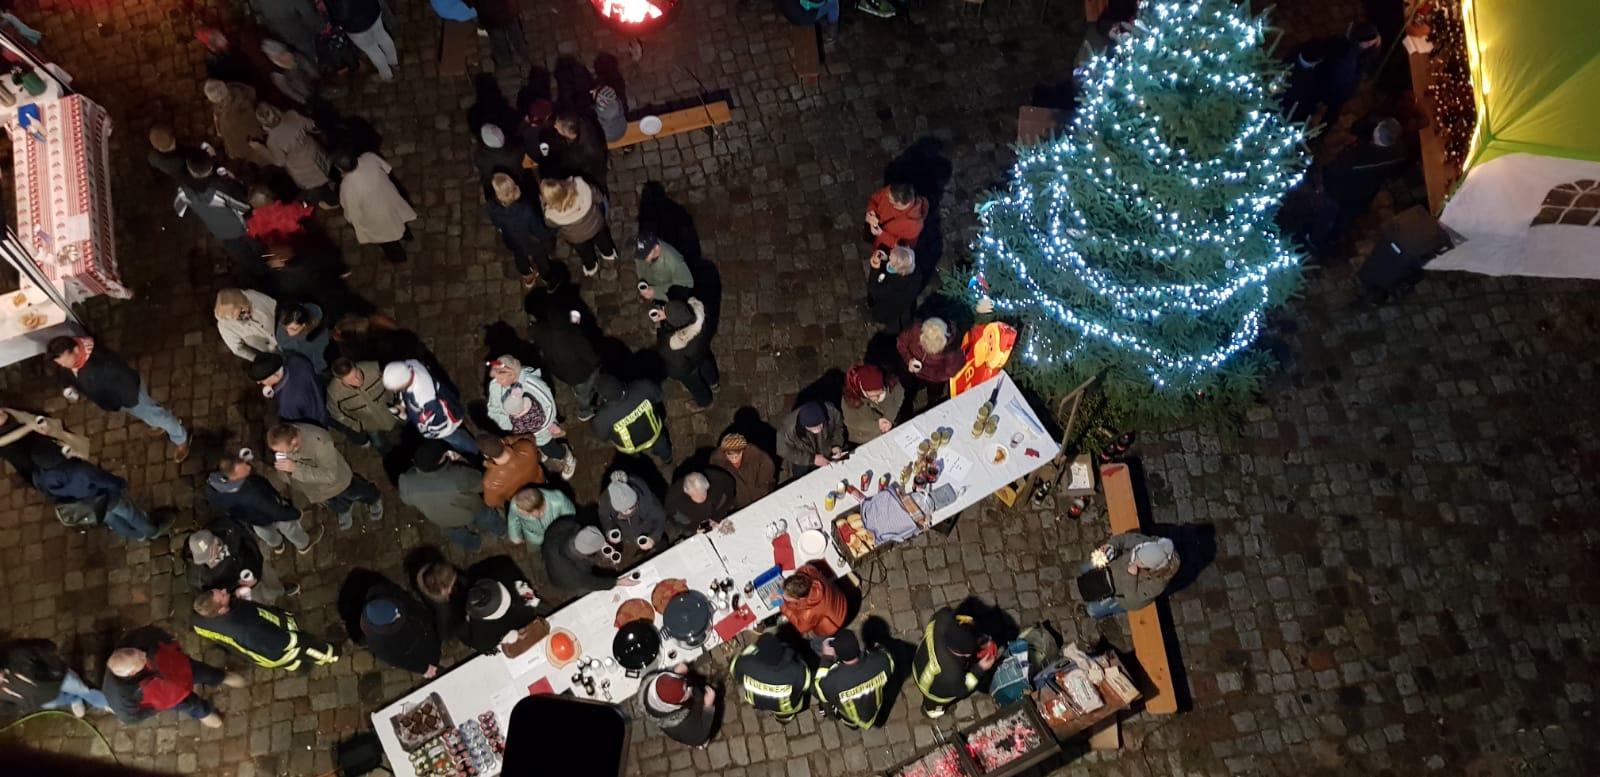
1100, 462, 1178, 714
791, 25, 820, 83
438, 20, 478, 77
605, 100, 733, 150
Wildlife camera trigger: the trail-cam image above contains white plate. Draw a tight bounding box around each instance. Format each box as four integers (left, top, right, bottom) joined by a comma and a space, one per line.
639, 116, 663, 135
798, 530, 828, 559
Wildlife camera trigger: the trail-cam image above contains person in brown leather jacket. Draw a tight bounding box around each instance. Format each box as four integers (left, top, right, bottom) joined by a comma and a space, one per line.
478, 434, 546, 509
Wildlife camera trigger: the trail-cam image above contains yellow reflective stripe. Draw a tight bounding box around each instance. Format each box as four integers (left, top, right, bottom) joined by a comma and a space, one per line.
612, 401, 661, 453
194, 626, 298, 669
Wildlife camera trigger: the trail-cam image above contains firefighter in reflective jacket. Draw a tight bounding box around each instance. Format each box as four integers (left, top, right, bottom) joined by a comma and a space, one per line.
590, 374, 673, 463
729, 634, 812, 722
191, 590, 339, 673
814, 629, 894, 730
912, 607, 997, 718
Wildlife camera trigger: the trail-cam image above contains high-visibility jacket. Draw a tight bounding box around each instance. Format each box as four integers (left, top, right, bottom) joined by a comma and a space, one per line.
193, 601, 339, 673
912, 609, 981, 704
609, 399, 662, 454
730, 643, 812, 717
815, 649, 895, 729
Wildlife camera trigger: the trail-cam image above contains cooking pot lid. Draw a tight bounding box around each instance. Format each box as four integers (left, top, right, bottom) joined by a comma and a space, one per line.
612, 620, 661, 670
662, 590, 713, 639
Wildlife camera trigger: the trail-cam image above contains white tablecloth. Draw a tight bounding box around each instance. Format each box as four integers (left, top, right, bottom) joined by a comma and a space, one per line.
371, 370, 1059, 777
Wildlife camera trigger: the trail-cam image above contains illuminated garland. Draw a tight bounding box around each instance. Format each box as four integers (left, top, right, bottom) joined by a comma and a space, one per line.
971, 0, 1307, 397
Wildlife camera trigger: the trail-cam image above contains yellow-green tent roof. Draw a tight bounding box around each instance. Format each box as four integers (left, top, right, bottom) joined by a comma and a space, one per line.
1462, 0, 1600, 168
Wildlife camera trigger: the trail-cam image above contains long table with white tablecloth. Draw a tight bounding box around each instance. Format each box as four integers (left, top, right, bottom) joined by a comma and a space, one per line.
371, 371, 1059, 777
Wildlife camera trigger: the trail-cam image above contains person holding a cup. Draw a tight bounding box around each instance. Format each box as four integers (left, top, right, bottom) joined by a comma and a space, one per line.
598, 470, 667, 555
46, 336, 191, 464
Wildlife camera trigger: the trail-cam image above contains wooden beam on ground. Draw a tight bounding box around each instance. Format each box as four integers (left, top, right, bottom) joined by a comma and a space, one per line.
606, 100, 733, 150
438, 20, 476, 77
791, 25, 820, 83
1101, 463, 1178, 714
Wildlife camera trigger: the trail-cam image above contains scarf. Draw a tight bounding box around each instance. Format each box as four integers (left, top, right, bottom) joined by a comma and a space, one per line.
68, 337, 95, 372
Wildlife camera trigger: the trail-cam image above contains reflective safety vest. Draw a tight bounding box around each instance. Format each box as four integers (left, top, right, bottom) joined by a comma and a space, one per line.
731, 644, 812, 716
815, 650, 895, 729
193, 603, 339, 673
611, 399, 663, 454
912, 612, 980, 704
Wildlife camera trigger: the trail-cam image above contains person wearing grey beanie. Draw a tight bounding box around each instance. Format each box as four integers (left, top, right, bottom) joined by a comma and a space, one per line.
598, 471, 668, 554
540, 518, 640, 595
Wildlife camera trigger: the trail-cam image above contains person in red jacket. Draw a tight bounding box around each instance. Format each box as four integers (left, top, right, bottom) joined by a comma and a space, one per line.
779, 562, 848, 639
101, 626, 244, 728
863, 183, 929, 255
896, 318, 965, 404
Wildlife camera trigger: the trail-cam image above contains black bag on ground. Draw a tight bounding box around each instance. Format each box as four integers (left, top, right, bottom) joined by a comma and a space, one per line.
1358, 205, 1452, 296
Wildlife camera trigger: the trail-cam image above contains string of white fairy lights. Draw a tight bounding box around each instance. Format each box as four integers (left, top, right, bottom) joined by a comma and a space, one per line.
972, 0, 1307, 388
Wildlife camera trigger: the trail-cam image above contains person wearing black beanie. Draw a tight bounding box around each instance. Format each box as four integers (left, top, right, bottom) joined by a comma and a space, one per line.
729, 633, 812, 723
911, 607, 998, 718
815, 628, 896, 730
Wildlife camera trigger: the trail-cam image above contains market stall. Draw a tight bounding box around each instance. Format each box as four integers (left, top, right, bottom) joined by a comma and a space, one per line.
371, 371, 1060, 777
0, 30, 123, 366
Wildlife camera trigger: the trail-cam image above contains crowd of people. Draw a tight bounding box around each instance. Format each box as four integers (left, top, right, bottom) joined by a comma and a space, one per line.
0, 0, 978, 739
0, 0, 1384, 759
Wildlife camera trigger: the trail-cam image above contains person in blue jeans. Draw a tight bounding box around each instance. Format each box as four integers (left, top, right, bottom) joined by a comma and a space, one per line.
1, 639, 113, 717
1079, 533, 1180, 618
32, 457, 160, 541
800, 0, 840, 46
47, 336, 190, 463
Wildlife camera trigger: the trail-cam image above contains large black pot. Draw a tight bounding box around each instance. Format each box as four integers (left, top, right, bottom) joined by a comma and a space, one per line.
662, 591, 713, 649
613, 620, 661, 677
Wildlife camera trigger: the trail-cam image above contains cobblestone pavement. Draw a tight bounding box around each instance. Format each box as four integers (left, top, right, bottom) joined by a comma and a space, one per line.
1, 0, 1597, 776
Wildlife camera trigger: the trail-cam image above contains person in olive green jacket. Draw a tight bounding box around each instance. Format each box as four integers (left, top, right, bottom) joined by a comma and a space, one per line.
327, 358, 401, 452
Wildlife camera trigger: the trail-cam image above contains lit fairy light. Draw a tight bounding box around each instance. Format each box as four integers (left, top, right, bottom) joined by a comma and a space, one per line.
969, 0, 1307, 391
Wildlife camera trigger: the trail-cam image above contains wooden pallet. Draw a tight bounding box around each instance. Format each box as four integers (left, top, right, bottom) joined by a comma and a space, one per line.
606, 100, 733, 150
1101, 462, 1178, 714
437, 20, 477, 77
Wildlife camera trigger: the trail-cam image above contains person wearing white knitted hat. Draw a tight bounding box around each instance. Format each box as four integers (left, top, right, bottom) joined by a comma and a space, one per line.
1080, 532, 1180, 618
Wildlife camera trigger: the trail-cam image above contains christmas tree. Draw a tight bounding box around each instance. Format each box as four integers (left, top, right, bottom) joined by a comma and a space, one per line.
970, 0, 1308, 421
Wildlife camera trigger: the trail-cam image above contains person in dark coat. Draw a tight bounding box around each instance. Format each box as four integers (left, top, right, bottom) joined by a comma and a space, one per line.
186, 518, 295, 605
654, 298, 719, 409
1, 639, 111, 717
476, 0, 526, 67
359, 583, 443, 677
413, 560, 470, 645
1279, 39, 1327, 123
32, 456, 160, 541
540, 519, 640, 595
543, 113, 609, 194
325, 0, 395, 81
814, 629, 895, 729
866, 246, 921, 334
47, 336, 190, 462
487, 172, 557, 288
777, 401, 847, 479
664, 469, 737, 535
103, 626, 242, 728
248, 351, 330, 427
1311, 23, 1381, 126
192, 589, 340, 673
475, 124, 527, 185
911, 607, 998, 718
1321, 116, 1408, 251
636, 665, 718, 747
525, 290, 603, 421
729, 633, 812, 722
176, 155, 263, 285
460, 557, 545, 655
598, 470, 668, 552
263, 240, 371, 324
207, 451, 323, 554
591, 374, 672, 463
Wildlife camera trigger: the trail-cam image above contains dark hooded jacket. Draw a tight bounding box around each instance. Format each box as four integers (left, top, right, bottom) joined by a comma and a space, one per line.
359, 583, 442, 675
459, 556, 544, 655
540, 518, 620, 595
187, 518, 265, 593
206, 470, 299, 527
655, 298, 712, 381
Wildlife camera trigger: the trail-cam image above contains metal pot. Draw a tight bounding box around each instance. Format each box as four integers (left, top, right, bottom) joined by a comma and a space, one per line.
612, 620, 661, 677
661, 590, 713, 649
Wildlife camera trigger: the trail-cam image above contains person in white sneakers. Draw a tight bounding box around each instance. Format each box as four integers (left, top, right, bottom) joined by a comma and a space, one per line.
485, 355, 576, 479
103, 626, 245, 729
